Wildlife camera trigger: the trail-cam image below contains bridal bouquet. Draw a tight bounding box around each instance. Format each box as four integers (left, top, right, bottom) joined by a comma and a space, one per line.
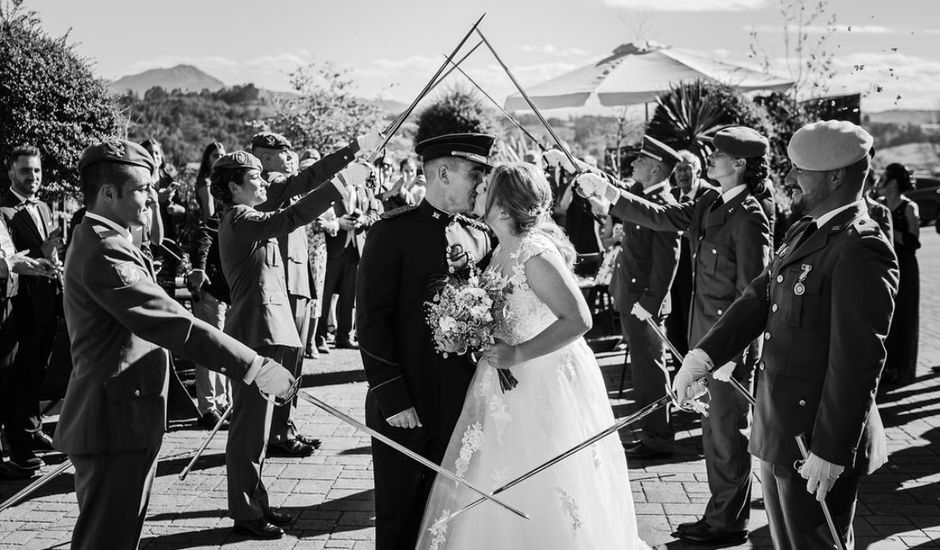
425, 269, 519, 392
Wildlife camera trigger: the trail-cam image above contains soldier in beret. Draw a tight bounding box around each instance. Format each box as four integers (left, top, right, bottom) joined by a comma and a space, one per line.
249, 130, 382, 457
674, 121, 899, 549
210, 150, 369, 539
356, 133, 493, 550
577, 126, 773, 544
56, 139, 296, 550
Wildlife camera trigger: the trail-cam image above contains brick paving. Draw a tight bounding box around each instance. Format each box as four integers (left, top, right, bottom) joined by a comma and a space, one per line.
2, 233, 940, 549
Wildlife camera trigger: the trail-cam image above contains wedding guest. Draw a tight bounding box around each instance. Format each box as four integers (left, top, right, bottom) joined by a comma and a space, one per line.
141, 138, 185, 296
875, 162, 920, 386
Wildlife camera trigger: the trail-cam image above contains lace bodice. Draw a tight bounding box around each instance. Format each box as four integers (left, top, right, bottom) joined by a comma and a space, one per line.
490, 232, 562, 345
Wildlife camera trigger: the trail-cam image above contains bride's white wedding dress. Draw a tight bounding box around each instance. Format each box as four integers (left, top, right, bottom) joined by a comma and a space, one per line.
416, 232, 648, 549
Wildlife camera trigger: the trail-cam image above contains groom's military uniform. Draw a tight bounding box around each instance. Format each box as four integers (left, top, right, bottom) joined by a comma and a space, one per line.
357, 133, 494, 550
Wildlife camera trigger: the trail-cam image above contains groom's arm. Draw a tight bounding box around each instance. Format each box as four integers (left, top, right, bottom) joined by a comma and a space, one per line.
356, 220, 413, 419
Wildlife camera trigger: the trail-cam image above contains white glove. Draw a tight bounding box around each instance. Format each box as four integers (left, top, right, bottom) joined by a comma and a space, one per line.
355, 132, 384, 157
337, 160, 374, 190
574, 173, 620, 203
799, 452, 846, 501
542, 149, 577, 173
254, 358, 296, 398
630, 302, 652, 322
711, 362, 736, 382
587, 196, 611, 216
672, 348, 713, 407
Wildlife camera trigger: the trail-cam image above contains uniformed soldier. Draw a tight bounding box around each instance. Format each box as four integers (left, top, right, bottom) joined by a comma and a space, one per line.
576, 127, 773, 544
356, 133, 494, 550
56, 139, 296, 550
560, 135, 682, 458
673, 120, 899, 549
250, 130, 381, 456
210, 150, 368, 539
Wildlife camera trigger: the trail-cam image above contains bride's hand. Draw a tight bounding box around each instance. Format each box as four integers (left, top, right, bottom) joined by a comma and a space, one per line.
488, 340, 520, 369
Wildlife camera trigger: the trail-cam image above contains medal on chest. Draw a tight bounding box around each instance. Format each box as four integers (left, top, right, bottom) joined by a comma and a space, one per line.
793, 264, 812, 296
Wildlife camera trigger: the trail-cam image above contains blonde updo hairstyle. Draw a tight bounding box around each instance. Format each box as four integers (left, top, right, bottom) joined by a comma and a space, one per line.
485, 162, 576, 268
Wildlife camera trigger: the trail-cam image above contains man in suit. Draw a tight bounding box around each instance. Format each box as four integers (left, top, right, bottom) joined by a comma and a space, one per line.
315, 181, 383, 349
0, 146, 63, 470
0, 212, 57, 480
578, 127, 773, 544
673, 121, 899, 549
357, 133, 494, 550
55, 139, 296, 550
666, 150, 717, 356
250, 131, 381, 456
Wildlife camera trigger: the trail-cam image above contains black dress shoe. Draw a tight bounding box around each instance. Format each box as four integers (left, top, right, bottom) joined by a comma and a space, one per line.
263, 508, 293, 526
8, 448, 44, 470
333, 340, 359, 350
0, 462, 35, 480
623, 442, 673, 459
677, 521, 748, 545
676, 519, 707, 534
267, 438, 314, 457
30, 431, 55, 451
294, 434, 322, 449
233, 518, 283, 539
197, 410, 229, 431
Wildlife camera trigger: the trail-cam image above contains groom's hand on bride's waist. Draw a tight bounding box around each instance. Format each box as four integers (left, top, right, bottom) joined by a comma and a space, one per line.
386, 407, 423, 429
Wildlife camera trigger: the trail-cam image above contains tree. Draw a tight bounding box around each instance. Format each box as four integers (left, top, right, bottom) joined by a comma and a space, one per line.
266, 61, 384, 154
0, 0, 121, 200
414, 88, 501, 147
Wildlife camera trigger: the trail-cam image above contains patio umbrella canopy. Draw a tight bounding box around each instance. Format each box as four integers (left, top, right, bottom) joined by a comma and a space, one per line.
504, 41, 793, 111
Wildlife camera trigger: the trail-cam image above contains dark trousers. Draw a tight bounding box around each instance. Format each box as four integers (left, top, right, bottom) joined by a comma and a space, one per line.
70, 445, 160, 550
367, 402, 441, 550
316, 247, 359, 344
3, 313, 56, 449
268, 296, 309, 444
760, 460, 859, 550
621, 312, 673, 451
227, 344, 293, 521
701, 372, 753, 530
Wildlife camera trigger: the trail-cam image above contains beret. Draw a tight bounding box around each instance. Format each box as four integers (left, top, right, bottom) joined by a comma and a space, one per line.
639, 135, 683, 169
212, 151, 263, 172
78, 139, 156, 173
713, 126, 768, 158
787, 120, 874, 171
415, 133, 496, 168
250, 132, 292, 150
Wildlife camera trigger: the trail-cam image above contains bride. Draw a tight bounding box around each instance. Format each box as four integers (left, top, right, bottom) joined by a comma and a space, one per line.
416, 163, 648, 549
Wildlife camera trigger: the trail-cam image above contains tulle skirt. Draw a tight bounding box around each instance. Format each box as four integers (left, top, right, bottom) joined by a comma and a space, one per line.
415, 339, 648, 549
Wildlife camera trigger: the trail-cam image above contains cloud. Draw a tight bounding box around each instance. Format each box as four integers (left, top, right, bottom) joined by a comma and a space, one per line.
746, 24, 898, 34
601, 0, 768, 11
517, 45, 589, 57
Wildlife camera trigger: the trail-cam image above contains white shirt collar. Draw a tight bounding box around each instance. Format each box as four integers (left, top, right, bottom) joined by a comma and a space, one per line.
642, 181, 670, 196
814, 199, 866, 228
84, 212, 134, 243
720, 184, 747, 204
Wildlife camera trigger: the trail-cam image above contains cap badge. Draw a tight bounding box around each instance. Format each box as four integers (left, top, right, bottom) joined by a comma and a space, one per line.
103, 140, 126, 158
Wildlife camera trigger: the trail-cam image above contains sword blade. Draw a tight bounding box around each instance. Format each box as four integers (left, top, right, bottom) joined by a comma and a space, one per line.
795, 434, 848, 550
0, 460, 73, 513
179, 405, 233, 481
448, 394, 671, 521
295, 390, 529, 520
370, 13, 487, 162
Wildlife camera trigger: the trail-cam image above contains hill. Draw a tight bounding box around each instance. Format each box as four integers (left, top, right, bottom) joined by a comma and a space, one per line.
866, 110, 940, 126
876, 142, 940, 174
110, 64, 226, 96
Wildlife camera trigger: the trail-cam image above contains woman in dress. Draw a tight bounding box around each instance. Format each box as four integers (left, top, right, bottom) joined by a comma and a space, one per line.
416, 163, 647, 549
876, 162, 920, 385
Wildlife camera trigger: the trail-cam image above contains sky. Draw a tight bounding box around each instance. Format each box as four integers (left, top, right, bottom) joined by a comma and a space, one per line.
28, 0, 940, 114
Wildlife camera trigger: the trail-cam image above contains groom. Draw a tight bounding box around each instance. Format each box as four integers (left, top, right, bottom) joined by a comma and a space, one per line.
357, 133, 495, 550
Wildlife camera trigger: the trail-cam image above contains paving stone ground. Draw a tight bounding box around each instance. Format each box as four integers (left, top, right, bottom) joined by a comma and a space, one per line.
2, 232, 940, 549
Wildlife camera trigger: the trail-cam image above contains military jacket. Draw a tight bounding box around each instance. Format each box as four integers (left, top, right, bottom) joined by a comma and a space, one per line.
611, 181, 681, 315
697, 203, 899, 474
611, 186, 771, 359
356, 200, 491, 444
56, 217, 257, 454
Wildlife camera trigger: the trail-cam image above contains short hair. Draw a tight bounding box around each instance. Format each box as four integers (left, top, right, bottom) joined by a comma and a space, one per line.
838, 155, 871, 193
80, 162, 143, 204
400, 157, 417, 171
742, 156, 770, 195
8, 145, 40, 168
210, 166, 251, 206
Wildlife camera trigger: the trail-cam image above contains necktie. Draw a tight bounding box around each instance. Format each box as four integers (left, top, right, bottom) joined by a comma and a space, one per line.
791, 220, 817, 250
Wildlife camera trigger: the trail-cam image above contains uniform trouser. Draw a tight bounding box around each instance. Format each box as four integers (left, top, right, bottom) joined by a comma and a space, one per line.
268, 296, 309, 444
227, 344, 293, 521
316, 247, 359, 344
621, 312, 673, 451
701, 373, 753, 531
192, 292, 231, 415
760, 460, 859, 550
70, 445, 160, 550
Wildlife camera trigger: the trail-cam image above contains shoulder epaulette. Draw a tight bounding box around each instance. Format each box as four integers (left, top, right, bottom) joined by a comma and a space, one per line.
453, 213, 489, 231
91, 225, 121, 239
381, 205, 418, 219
